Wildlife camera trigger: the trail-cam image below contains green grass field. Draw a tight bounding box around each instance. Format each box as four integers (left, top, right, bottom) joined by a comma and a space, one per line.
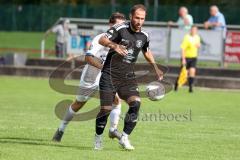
0, 32, 55, 50
0, 76, 240, 160
0, 32, 55, 58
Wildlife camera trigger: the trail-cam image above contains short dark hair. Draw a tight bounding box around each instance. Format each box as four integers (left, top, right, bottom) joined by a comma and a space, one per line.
130, 4, 147, 15
109, 12, 126, 24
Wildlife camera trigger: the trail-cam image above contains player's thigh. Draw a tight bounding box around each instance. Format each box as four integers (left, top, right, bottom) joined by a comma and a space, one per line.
186, 58, 197, 68
99, 89, 116, 108
76, 84, 98, 102
186, 58, 191, 69
187, 58, 197, 77
99, 73, 116, 107
117, 82, 140, 104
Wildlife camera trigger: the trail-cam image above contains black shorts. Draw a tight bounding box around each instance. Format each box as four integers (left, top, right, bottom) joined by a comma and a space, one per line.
99, 72, 139, 106
186, 58, 197, 69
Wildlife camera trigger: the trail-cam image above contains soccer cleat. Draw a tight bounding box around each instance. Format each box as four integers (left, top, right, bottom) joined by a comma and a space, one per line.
52, 129, 64, 142
109, 129, 122, 140
94, 134, 103, 150
119, 135, 135, 150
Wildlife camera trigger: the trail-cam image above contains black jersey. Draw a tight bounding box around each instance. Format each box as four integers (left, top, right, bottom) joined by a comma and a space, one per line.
102, 22, 150, 77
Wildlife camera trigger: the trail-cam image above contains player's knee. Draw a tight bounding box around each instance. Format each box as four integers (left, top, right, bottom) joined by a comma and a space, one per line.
130, 101, 141, 112
127, 96, 141, 104
113, 94, 121, 105
113, 98, 121, 106
97, 107, 112, 117
189, 68, 196, 75
126, 101, 141, 122
101, 105, 112, 111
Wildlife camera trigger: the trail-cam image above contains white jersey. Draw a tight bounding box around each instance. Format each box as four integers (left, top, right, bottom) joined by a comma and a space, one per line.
80, 33, 109, 87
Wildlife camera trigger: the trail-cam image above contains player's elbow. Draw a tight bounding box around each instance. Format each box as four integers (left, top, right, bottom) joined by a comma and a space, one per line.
99, 36, 106, 45
85, 55, 93, 63
143, 52, 153, 62
99, 36, 109, 46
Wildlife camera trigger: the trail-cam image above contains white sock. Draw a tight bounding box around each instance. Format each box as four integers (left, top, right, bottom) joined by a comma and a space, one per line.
122, 132, 128, 137
109, 104, 121, 132
95, 133, 102, 137
59, 106, 76, 132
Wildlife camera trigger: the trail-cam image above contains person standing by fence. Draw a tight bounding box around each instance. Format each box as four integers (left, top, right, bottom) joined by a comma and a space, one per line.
44, 19, 70, 58
204, 5, 226, 37
168, 6, 193, 30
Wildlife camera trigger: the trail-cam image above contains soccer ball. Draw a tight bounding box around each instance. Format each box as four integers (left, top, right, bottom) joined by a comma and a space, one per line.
146, 81, 165, 101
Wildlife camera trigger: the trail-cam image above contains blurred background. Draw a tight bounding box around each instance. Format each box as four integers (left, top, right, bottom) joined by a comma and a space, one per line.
0, 0, 240, 31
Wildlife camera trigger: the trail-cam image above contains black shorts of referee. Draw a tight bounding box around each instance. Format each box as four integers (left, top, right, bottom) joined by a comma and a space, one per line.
185, 57, 197, 69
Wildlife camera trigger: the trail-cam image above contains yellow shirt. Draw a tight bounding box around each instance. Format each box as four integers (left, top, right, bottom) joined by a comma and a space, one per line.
181, 34, 200, 58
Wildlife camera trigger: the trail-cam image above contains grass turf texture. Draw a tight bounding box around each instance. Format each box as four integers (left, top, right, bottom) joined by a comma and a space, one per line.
0, 31, 240, 69
0, 76, 240, 160
0, 32, 55, 58
0, 32, 55, 50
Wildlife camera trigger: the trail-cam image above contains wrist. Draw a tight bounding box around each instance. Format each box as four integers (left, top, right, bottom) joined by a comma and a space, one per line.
107, 42, 117, 50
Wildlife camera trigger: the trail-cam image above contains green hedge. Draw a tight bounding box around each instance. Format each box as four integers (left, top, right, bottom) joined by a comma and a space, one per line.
0, 4, 239, 31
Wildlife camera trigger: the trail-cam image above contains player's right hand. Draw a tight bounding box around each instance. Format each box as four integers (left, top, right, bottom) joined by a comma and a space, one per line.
114, 44, 128, 56
156, 68, 164, 81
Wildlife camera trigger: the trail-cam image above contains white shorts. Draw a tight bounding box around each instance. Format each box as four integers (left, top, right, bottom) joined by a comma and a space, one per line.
76, 84, 99, 102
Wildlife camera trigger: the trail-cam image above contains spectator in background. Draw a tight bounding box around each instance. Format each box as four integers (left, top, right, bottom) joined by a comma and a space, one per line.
168, 6, 193, 30
44, 19, 70, 58
204, 5, 226, 37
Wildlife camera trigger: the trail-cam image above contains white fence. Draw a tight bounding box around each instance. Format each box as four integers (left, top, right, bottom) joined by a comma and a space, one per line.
42, 17, 238, 66
169, 28, 224, 61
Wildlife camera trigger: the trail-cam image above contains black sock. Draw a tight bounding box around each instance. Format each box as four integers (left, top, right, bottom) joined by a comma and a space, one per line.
123, 101, 141, 135
96, 109, 110, 135
188, 77, 194, 92
174, 79, 179, 91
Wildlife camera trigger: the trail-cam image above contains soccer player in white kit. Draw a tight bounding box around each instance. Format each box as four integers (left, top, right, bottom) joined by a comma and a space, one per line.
52, 12, 126, 142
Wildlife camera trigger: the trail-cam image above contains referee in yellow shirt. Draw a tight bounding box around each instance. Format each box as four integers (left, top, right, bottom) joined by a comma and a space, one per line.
174, 25, 201, 92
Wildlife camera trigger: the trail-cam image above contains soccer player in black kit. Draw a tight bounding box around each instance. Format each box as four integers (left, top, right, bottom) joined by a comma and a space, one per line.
94, 4, 164, 150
